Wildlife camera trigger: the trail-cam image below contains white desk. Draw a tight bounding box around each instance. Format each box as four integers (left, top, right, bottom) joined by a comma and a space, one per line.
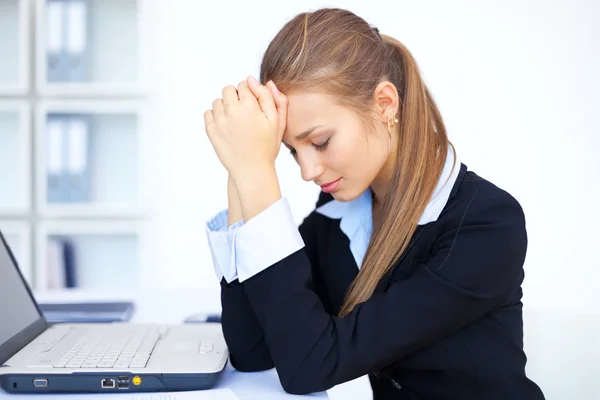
0, 288, 328, 400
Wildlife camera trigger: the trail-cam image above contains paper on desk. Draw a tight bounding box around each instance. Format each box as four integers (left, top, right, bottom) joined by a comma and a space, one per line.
126, 388, 239, 400
37, 388, 240, 400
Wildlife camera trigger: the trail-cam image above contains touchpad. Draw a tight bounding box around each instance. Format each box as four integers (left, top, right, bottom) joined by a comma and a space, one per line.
156, 340, 198, 353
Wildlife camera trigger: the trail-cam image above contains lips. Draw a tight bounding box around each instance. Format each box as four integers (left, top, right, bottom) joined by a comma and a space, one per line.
319, 178, 341, 188
319, 178, 342, 193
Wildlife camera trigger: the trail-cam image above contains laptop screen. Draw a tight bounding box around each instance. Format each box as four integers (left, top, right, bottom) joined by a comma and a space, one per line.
0, 232, 43, 354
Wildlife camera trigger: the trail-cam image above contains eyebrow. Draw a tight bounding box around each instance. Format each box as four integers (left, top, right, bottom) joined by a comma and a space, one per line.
295, 125, 324, 140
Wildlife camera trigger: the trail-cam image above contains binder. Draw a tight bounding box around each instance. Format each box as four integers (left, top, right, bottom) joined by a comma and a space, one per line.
66, 115, 92, 203
46, 0, 67, 82
65, 0, 89, 82
61, 238, 77, 288
46, 115, 69, 203
47, 237, 66, 289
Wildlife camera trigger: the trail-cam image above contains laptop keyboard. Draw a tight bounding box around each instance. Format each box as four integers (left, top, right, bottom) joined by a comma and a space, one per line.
30, 326, 166, 369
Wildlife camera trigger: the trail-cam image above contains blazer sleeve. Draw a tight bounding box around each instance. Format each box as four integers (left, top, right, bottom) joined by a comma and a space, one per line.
241, 188, 528, 394
219, 278, 274, 371
219, 193, 330, 372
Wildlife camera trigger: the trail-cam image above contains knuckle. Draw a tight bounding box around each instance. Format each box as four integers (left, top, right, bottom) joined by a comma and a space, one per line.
223, 85, 237, 94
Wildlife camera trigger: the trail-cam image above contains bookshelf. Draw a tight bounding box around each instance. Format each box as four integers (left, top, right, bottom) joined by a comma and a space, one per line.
35, 100, 150, 218
34, 0, 149, 96
0, 0, 155, 292
35, 221, 146, 291
0, 101, 31, 215
0, 0, 29, 95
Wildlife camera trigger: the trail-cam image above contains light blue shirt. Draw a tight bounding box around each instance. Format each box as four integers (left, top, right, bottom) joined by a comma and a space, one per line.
205, 144, 461, 283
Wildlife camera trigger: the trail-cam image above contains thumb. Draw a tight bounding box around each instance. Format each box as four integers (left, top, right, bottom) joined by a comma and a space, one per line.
266, 80, 288, 141
246, 75, 278, 124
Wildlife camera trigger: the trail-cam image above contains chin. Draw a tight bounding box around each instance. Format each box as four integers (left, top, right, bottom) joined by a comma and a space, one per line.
330, 188, 361, 202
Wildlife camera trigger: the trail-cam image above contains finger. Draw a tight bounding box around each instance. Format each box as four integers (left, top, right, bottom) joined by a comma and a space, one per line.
266, 81, 288, 140
246, 75, 278, 123
237, 80, 255, 103
204, 109, 214, 125
212, 98, 225, 118
203, 109, 214, 135
222, 85, 239, 107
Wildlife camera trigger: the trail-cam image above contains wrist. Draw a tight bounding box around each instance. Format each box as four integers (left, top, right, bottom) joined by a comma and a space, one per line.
227, 174, 242, 226
232, 165, 281, 222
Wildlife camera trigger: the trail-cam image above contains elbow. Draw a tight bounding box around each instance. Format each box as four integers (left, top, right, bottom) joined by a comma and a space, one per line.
228, 347, 274, 372
281, 381, 320, 396
278, 369, 332, 395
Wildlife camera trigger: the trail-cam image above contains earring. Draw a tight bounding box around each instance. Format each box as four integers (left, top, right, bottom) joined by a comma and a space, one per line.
387, 114, 399, 139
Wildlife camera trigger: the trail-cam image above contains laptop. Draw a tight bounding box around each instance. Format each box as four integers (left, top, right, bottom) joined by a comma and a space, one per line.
0, 230, 229, 393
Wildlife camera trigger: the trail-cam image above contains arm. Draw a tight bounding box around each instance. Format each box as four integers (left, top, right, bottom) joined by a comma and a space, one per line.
217, 174, 274, 371
227, 174, 242, 226
220, 279, 274, 371
234, 178, 527, 394
215, 180, 329, 372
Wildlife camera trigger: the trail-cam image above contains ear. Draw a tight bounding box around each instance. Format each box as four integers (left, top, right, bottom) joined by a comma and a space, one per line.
373, 80, 400, 120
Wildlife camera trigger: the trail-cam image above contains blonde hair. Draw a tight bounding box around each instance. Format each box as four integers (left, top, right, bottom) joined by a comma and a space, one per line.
260, 8, 456, 316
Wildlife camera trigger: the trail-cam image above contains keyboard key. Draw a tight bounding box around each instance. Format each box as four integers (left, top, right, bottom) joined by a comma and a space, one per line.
98, 361, 115, 368
82, 362, 99, 368
114, 360, 131, 368
130, 361, 148, 368
66, 361, 84, 368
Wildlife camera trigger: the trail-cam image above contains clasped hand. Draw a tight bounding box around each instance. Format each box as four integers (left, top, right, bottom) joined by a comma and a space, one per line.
204, 76, 288, 181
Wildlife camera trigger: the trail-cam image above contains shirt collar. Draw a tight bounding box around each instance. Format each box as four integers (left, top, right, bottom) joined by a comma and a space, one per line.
316, 143, 461, 238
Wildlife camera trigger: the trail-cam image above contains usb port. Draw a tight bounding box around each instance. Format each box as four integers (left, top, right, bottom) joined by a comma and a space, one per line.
33, 379, 48, 388
117, 382, 130, 390
117, 376, 130, 382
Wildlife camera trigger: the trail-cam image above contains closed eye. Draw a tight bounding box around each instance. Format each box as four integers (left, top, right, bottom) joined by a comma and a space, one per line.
314, 138, 330, 152
287, 137, 331, 157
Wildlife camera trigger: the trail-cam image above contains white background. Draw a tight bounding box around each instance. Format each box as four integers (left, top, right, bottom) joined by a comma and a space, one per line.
147, 0, 599, 314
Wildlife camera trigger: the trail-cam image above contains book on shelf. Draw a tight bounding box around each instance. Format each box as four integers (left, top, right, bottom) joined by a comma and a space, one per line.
46, 236, 77, 289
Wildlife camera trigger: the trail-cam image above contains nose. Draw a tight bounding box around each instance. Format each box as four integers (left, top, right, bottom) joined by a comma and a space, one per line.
298, 152, 325, 183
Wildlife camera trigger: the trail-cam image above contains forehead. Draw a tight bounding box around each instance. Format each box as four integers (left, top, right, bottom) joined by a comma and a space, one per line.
286, 91, 338, 120
284, 92, 345, 136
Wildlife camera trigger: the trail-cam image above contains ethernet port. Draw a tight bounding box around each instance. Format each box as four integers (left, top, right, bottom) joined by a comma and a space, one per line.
101, 378, 115, 388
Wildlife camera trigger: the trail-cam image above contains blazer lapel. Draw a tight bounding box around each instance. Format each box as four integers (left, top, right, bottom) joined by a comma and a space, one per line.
322, 219, 359, 314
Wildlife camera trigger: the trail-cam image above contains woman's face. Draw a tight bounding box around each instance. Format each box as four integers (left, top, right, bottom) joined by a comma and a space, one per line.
282, 91, 392, 202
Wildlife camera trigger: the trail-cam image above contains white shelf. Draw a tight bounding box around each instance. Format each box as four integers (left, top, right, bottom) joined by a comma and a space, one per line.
35, 221, 144, 291
0, 101, 31, 215
35, 0, 149, 96
35, 100, 150, 218
0, 221, 33, 287
0, 0, 29, 95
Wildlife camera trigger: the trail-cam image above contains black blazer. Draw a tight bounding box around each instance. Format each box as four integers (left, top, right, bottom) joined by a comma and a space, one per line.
219, 163, 545, 400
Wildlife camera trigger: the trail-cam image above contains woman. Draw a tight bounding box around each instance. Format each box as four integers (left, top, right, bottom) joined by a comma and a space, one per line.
203, 8, 545, 400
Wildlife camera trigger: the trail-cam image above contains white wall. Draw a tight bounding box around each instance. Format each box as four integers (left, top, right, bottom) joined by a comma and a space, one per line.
147, 0, 599, 317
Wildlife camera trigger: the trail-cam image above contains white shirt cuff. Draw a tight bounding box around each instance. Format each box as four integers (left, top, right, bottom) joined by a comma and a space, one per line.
234, 197, 304, 282
205, 209, 243, 282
